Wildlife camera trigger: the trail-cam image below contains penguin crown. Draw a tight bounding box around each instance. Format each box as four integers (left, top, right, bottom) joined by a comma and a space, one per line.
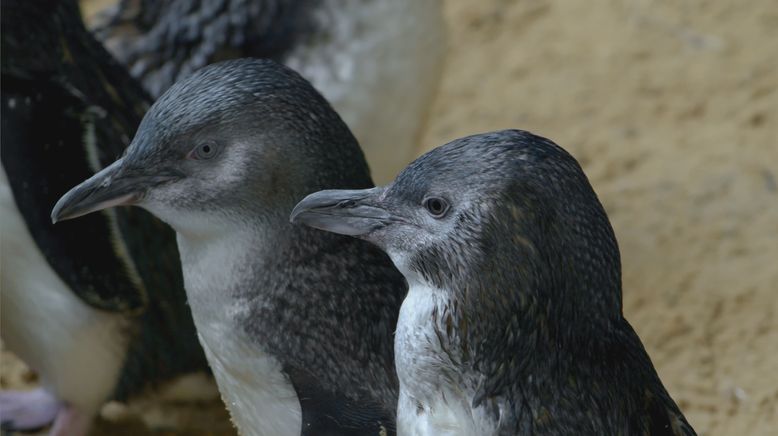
380, 130, 621, 312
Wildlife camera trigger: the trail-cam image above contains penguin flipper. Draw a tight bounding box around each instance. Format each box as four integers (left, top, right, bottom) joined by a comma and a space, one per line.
286, 368, 396, 436
1, 78, 147, 313
2, 0, 155, 313
641, 390, 697, 436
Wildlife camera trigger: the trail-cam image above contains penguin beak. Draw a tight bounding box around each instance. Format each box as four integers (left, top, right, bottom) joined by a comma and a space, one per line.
290, 187, 398, 237
51, 158, 181, 223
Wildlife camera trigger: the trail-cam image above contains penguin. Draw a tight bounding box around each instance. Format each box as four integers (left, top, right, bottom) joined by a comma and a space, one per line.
291, 129, 698, 435
0, 1, 210, 434
51, 58, 408, 436
90, 0, 447, 184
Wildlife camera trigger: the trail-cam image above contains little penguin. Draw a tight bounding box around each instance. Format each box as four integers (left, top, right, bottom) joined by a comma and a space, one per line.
291, 129, 697, 435
91, 0, 446, 183
1, 1, 210, 435
51, 58, 408, 436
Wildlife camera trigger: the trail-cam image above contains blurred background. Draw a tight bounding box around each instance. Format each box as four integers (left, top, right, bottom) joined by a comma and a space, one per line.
2, 0, 776, 435
419, 2, 777, 435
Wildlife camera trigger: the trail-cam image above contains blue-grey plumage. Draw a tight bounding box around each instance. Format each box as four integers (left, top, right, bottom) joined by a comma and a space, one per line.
291, 129, 697, 435
90, 0, 446, 183
52, 58, 407, 436
0, 1, 210, 435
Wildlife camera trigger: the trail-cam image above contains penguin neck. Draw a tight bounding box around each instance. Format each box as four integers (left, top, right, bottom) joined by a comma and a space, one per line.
173, 209, 288, 318
173, 211, 305, 436
394, 275, 496, 435
226, 214, 403, 411
177, 229, 250, 299
172, 199, 402, 413
395, 259, 622, 398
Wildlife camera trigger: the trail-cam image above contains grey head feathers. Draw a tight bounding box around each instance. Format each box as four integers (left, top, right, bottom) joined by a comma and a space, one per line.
292, 129, 696, 435
134, 57, 372, 191
385, 129, 622, 315
77, 58, 376, 232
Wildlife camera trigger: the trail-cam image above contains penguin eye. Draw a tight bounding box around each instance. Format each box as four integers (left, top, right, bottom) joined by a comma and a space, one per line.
189, 141, 220, 160
423, 197, 449, 218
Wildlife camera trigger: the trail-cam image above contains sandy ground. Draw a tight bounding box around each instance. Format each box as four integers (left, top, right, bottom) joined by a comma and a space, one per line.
2, 0, 776, 435
420, 1, 777, 435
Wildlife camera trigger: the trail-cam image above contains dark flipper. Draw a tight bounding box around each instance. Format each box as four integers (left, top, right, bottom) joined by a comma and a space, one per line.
1, 0, 150, 312
1, 0, 209, 400
286, 367, 396, 436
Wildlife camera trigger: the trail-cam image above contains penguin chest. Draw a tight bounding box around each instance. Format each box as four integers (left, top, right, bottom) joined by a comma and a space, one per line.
394, 283, 490, 436
195, 324, 301, 436
178, 236, 302, 436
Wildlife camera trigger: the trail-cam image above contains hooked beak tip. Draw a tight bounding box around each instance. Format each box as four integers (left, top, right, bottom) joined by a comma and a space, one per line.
52, 191, 138, 224
290, 188, 396, 237
49, 157, 185, 224
288, 206, 301, 224
289, 200, 315, 224
50, 192, 75, 224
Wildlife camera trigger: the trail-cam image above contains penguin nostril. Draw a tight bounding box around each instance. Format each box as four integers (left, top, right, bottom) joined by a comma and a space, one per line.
338, 200, 356, 208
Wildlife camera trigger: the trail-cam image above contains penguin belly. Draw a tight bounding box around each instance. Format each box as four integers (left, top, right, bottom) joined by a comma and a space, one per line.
196, 328, 302, 436
0, 165, 128, 417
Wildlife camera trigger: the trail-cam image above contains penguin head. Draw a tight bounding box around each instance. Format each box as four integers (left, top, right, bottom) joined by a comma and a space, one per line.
52, 58, 372, 235
292, 129, 622, 314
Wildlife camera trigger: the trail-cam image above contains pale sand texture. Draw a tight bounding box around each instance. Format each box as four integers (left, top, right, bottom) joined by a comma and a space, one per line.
420, 1, 777, 435
2, 1, 776, 435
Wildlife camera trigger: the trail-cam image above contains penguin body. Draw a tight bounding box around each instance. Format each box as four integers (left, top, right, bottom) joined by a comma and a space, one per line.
1, 1, 209, 434
291, 129, 698, 435
52, 59, 408, 436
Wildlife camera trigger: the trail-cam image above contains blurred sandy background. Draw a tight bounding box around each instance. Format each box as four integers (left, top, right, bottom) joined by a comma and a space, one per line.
421, 2, 777, 435
2, 0, 776, 435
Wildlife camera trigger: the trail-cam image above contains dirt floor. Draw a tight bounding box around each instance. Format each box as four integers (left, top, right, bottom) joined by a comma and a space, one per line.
420, 1, 777, 435
2, 0, 776, 435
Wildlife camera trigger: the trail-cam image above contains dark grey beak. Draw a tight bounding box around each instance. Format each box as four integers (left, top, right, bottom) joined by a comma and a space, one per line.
290, 187, 397, 237
51, 158, 180, 223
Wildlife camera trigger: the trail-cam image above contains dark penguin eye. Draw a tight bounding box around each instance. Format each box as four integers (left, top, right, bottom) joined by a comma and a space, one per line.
189, 142, 219, 160
422, 197, 449, 218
